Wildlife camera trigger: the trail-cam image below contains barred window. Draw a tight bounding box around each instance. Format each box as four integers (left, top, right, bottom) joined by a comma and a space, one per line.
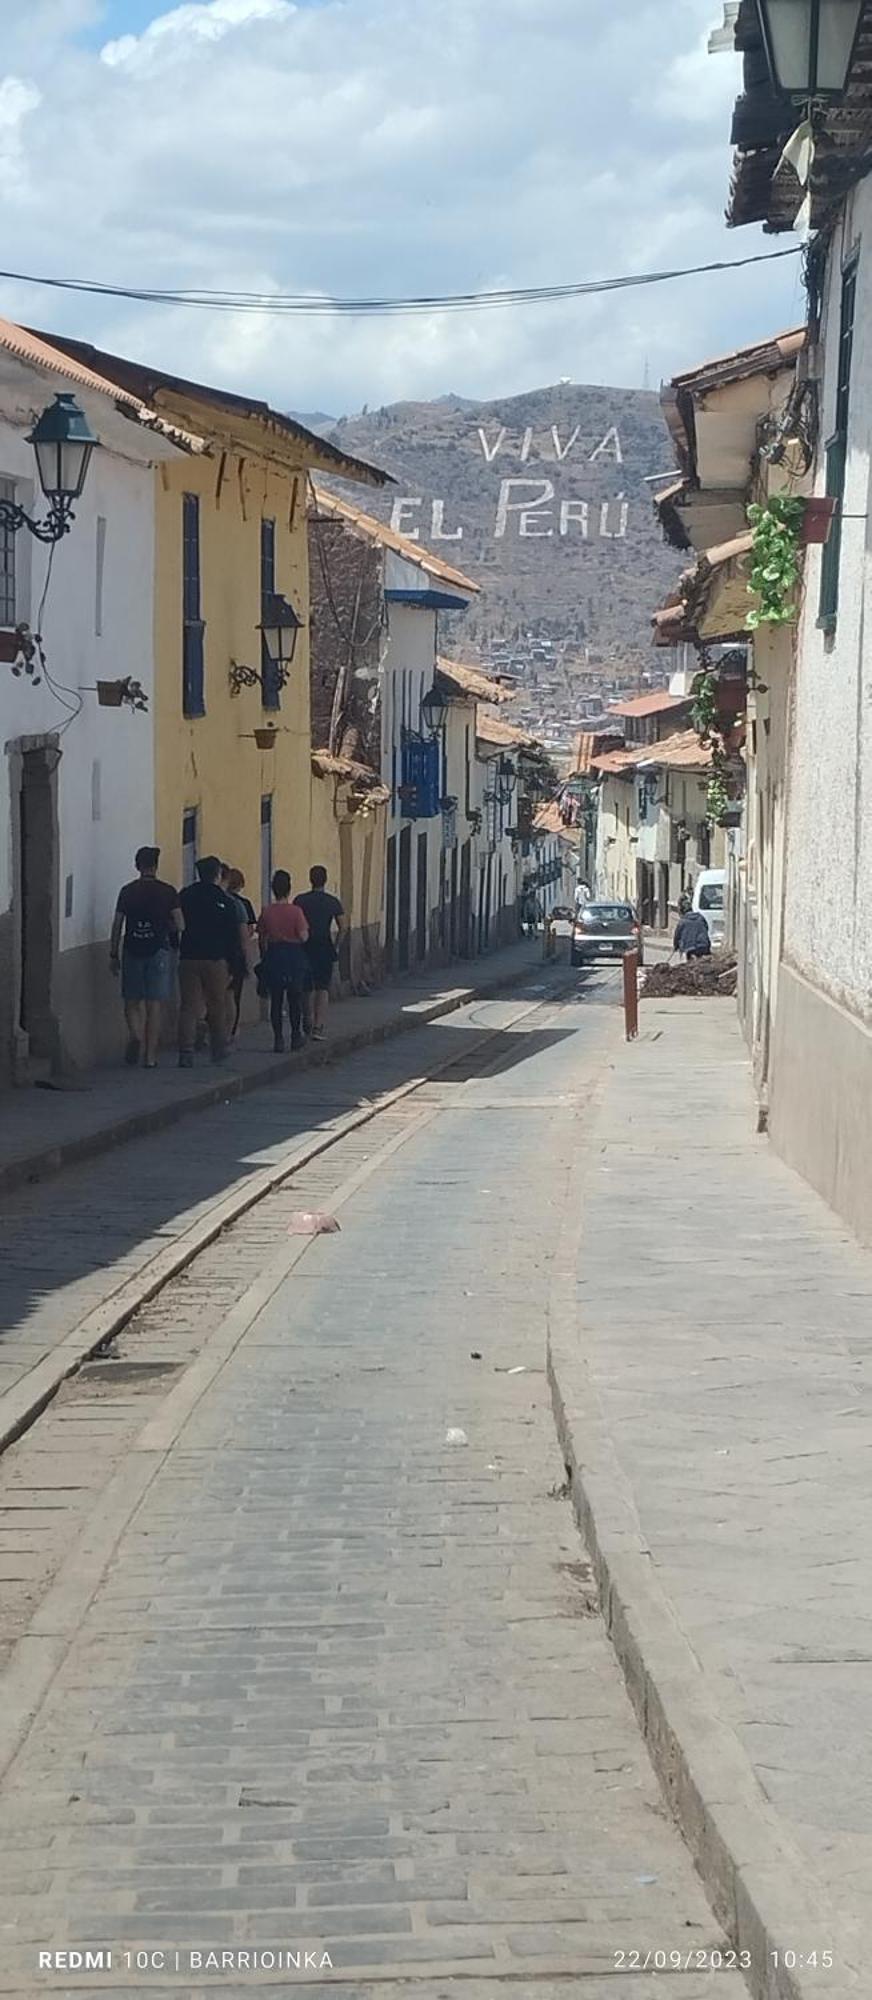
0, 477, 16, 626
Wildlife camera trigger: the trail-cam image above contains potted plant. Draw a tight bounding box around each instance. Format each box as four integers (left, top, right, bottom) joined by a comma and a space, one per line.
96, 680, 125, 707
800, 495, 837, 545
254, 726, 277, 749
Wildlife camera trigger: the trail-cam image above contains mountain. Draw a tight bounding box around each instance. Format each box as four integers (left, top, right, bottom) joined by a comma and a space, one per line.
321, 383, 683, 676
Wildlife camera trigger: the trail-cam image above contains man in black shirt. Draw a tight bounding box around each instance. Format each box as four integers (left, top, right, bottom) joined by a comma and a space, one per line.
294, 866, 345, 1040
110, 847, 181, 1069
178, 856, 244, 1066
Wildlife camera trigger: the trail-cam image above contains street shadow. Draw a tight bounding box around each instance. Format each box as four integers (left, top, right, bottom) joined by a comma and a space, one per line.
0, 981, 580, 1356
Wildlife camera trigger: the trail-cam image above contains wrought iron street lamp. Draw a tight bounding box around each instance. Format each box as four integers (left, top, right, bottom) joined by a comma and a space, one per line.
0, 394, 99, 544
259, 591, 303, 674
421, 682, 448, 737
755, 0, 865, 100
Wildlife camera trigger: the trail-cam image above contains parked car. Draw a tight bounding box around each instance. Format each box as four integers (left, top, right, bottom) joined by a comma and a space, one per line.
571, 902, 643, 968
691, 870, 726, 948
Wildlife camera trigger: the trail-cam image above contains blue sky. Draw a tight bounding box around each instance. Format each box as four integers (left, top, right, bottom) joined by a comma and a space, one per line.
0, 0, 802, 414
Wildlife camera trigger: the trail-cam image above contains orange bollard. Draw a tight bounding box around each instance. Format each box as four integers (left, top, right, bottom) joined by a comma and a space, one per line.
623, 949, 639, 1041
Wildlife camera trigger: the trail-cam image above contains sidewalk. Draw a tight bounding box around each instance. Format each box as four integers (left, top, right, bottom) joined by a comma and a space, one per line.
0, 939, 544, 1197
550, 998, 872, 1998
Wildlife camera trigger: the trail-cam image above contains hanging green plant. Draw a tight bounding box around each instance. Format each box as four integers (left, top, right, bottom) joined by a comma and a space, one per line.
706, 770, 732, 822
691, 666, 719, 744
746, 495, 806, 629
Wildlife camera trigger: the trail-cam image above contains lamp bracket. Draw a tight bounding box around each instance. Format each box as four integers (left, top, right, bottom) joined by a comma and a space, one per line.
0, 496, 74, 545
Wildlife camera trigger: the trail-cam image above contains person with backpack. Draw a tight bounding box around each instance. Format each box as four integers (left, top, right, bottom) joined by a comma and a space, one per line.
110, 847, 182, 1068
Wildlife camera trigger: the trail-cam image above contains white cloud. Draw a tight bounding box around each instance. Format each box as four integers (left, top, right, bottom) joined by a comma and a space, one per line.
0, 0, 800, 412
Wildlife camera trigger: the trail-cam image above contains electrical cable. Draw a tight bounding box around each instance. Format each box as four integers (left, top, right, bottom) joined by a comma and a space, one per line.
0, 246, 803, 319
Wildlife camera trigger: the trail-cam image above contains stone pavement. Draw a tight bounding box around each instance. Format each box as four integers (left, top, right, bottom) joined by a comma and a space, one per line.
0, 940, 544, 1197
562, 996, 872, 1992
0, 969, 556, 1443
0, 983, 743, 1999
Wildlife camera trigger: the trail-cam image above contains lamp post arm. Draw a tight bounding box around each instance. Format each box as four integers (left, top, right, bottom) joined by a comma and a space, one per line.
0, 496, 74, 545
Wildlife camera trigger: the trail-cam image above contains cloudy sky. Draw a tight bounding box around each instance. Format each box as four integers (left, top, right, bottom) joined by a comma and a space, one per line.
0, 0, 804, 414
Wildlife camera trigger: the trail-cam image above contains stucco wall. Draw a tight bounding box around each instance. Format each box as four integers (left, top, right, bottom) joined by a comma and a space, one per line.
153, 453, 311, 908
0, 422, 157, 1075
782, 184, 872, 1027
308, 770, 386, 990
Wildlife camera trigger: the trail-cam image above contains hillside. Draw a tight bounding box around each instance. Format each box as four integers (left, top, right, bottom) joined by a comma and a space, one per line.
319, 383, 682, 675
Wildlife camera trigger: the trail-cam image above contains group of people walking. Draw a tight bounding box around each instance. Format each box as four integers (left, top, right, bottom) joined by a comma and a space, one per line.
110, 848, 345, 1070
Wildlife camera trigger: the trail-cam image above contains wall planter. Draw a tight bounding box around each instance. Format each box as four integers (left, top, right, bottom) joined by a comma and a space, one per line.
96, 680, 125, 707
718, 804, 743, 828
254, 726, 277, 750
800, 495, 837, 545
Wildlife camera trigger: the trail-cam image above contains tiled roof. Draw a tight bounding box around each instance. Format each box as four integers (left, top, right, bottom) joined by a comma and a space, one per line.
652, 531, 754, 643
476, 711, 538, 750
609, 690, 688, 719
311, 483, 479, 593
571, 727, 624, 775
636, 729, 712, 774
591, 746, 641, 776
532, 800, 581, 842
666, 329, 805, 396
29, 331, 387, 486
0, 318, 204, 452
311, 751, 390, 802
436, 656, 513, 703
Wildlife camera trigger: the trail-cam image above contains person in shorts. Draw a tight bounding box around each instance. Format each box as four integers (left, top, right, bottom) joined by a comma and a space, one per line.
110, 847, 181, 1068
293, 866, 345, 1039
225, 867, 257, 1041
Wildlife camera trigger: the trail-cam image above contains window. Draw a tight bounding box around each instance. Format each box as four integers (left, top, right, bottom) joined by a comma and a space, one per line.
819, 258, 857, 629
261, 794, 273, 908
400, 734, 440, 819
260, 518, 280, 712
95, 516, 106, 638
0, 477, 16, 626
182, 493, 205, 717
182, 807, 198, 886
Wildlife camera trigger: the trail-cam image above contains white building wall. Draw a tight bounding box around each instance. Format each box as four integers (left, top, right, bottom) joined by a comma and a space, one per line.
0, 418, 157, 1075
380, 574, 444, 963
782, 186, 872, 1019
768, 182, 872, 1241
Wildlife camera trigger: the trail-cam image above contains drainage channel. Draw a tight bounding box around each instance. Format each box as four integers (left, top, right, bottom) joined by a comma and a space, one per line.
0, 985, 575, 1659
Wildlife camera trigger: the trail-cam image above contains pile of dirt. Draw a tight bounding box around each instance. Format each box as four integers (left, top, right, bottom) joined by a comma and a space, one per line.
643, 953, 738, 999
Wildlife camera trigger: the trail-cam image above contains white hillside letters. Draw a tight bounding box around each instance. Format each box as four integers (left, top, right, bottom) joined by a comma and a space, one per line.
388, 419, 631, 545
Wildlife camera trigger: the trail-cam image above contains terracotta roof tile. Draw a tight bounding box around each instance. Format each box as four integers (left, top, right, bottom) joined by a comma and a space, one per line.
311, 483, 478, 593
476, 710, 538, 750
609, 689, 688, 719
436, 656, 514, 703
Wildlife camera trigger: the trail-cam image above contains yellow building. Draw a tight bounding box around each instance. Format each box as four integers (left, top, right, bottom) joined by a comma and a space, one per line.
44, 337, 385, 908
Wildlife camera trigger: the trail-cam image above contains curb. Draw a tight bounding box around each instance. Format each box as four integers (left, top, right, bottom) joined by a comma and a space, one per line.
547, 1109, 864, 2000
0, 952, 542, 1199
0, 967, 569, 1463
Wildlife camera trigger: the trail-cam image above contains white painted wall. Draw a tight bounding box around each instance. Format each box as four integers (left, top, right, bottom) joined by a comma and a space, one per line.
380, 574, 444, 956
782, 182, 872, 1025
0, 421, 157, 945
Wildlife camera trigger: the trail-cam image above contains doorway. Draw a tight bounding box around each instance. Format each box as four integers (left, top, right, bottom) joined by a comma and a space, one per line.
338, 822, 354, 985
385, 833, 397, 972
658, 861, 670, 931
18, 745, 58, 1060
416, 830, 428, 962
458, 840, 471, 957
398, 824, 412, 972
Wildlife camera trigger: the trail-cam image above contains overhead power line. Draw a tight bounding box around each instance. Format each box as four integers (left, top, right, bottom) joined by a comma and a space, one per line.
0, 246, 802, 319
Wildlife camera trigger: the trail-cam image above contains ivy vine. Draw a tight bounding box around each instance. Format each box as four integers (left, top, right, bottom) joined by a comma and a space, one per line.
691, 667, 718, 744
746, 495, 806, 630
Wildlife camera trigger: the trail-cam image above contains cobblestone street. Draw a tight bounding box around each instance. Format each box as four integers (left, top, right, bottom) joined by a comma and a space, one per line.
0, 977, 742, 1999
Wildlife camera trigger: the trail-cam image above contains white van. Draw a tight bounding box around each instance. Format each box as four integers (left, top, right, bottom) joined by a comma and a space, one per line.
692, 869, 726, 947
